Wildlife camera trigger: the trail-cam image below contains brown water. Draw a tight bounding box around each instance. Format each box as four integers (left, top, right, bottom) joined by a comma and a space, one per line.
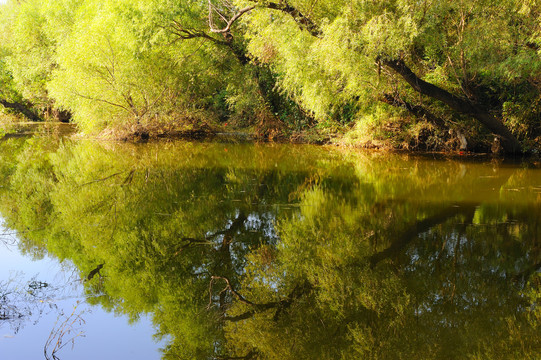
0, 136, 539, 359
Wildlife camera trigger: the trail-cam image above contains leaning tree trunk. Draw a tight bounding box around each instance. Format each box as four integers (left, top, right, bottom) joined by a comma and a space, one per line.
382, 59, 521, 154
250, 2, 521, 153
0, 99, 42, 122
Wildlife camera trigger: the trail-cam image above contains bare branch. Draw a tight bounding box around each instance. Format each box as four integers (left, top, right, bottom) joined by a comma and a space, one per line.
44, 303, 86, 360
208, 2, 256, 34
170, 20, 228, 46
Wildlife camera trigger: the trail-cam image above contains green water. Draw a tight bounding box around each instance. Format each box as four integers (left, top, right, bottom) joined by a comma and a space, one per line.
0, 136, 539, 359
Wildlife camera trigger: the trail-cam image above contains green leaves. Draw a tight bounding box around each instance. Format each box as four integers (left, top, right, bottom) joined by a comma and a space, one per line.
1, 0, 541, 144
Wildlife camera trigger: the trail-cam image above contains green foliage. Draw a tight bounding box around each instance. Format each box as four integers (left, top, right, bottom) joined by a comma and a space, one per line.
1, 0, 540, 144
233, 0, 541, 146
0, 139, 540, 358
48, 0, 215, 131
0, 4, 22, 107
1, 0, 57, 108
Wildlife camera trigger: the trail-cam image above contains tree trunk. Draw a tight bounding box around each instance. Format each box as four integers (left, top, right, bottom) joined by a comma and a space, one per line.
262, 1, 322, 37
0, 99, 42, 122
252, 3, 522, 153
381, 93, 448, 130
382, 59, 521, 154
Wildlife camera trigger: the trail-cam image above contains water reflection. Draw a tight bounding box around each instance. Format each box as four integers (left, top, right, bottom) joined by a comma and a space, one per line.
0, 137, 539, 359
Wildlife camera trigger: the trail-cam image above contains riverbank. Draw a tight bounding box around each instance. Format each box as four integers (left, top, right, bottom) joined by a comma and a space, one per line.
2, 116, 540, 158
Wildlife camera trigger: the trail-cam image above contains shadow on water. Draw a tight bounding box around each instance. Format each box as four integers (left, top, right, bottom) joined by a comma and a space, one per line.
0, 136, 539, 359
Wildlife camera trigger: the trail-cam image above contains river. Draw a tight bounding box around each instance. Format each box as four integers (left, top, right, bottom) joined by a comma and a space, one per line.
0, 134, 539, 359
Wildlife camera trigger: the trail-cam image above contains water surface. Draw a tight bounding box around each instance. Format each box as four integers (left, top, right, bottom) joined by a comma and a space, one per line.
0, 136, 539, 359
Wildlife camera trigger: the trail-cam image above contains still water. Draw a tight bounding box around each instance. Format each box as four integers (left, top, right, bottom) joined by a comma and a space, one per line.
0, 135, 539, 359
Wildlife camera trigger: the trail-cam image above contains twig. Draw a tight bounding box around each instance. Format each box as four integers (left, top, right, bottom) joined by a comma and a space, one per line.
79, 172, 123, 187
44, 302, 86, 360
208, 2, 255, 34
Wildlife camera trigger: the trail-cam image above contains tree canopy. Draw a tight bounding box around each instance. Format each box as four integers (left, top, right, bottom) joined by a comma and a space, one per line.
0, 0, 540, 150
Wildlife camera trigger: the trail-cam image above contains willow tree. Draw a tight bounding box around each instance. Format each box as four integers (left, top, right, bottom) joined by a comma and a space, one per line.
0, 0, 78, 121
168, 0, 314, 134
0, 1, 43, 121
0, 51, 41, 121
228, 0, 541, 153
44, 0, 195, 132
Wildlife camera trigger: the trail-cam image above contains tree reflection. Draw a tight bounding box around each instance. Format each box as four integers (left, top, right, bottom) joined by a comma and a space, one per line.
0, 273, 79, 336
223, 170, 541, 359
0, 138, 539, 359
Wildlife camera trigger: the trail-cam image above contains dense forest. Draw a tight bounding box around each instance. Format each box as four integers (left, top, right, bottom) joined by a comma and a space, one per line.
0, 0, 540, 153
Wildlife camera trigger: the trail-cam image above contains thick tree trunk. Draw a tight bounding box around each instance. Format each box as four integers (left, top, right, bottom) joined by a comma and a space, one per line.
250, 3, 521, 152
381, 93, 471, 150
0, 99, 42, 122
382, 59, 521, 154
262, 1, 322, 37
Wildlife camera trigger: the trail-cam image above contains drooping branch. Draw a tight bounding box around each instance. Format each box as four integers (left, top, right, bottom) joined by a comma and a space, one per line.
382, 59, 521, 153
0, 99, 42, 122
